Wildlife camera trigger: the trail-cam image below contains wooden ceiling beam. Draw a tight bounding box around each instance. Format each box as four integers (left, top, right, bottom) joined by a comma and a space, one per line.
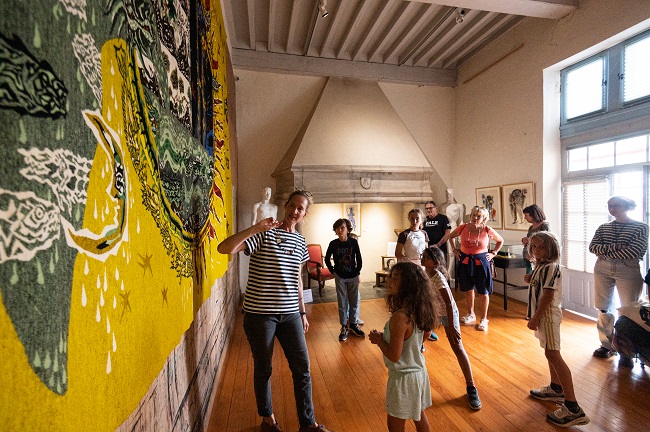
231, 49, 457, 87
409, 0, 577, 19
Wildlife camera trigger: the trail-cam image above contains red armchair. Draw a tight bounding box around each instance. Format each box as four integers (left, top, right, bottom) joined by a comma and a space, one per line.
307, 244, 335, 296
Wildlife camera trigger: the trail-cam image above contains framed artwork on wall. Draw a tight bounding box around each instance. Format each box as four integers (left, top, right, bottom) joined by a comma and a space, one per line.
502, 182, 535, 231
342, 203, 361, 235
476, 186, 502, 229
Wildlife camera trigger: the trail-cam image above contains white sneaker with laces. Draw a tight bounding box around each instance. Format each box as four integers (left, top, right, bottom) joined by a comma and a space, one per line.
460, 314, 476, 324
530, 385, 565, 402
477, 318, 488, 331
546, 404, 590, 427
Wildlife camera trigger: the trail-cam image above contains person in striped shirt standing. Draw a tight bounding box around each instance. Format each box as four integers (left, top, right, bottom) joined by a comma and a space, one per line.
589, 196, 649, 362
218, 189, 332, 432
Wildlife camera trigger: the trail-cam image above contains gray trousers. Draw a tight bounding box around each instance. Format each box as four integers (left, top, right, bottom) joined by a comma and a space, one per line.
243, 312, 315, 427
335, 275, 360, 326
593, 258, 644, 350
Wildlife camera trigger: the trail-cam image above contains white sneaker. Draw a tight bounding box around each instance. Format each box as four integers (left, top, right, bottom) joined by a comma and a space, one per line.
477, 318, 488, 331
460, 314, 476, 324
547, 404, 590, 427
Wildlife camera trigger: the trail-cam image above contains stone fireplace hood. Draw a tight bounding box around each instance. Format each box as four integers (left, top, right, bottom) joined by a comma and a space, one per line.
272, 77, 434, 204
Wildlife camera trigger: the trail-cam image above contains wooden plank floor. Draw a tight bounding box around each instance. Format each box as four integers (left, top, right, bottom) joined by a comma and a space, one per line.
206, 293, 650, 432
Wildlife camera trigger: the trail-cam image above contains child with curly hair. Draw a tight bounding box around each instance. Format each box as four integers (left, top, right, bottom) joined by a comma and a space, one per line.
369, 262, 443, 432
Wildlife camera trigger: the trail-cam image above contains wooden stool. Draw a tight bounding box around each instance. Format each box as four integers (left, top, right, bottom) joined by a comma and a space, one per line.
375, 270, 388, 287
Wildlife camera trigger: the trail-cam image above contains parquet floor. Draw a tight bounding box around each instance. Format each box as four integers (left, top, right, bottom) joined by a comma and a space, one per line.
207, 293, 650, 432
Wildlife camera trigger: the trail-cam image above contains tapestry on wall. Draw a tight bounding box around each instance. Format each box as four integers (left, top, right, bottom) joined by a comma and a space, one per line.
0, 0, 232, 430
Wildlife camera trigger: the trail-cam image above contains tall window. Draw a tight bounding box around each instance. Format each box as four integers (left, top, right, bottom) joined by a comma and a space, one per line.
562, 30, 650, 273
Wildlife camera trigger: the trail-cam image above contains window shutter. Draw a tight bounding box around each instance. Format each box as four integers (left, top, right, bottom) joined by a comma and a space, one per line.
565, 58, 605, 120
563, 180, 609, 272
623, 34, 650, 102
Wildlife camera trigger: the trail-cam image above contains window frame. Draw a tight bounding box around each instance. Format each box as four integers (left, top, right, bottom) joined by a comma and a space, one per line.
560, 29, 650, 139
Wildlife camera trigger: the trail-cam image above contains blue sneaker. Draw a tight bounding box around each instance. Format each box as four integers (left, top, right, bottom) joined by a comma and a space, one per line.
467, 386, 482, 410
428, 332, 438, 341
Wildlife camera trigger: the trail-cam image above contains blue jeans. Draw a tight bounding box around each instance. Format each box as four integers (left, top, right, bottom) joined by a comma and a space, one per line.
593, 257, 644, 350
335, 275, 360, 326
243, 312, 315, 427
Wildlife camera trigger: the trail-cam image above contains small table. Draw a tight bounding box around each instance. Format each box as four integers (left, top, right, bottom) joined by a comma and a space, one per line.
375, 256, 396, 287
375, 270, 388, 287
492, 255, 528, 310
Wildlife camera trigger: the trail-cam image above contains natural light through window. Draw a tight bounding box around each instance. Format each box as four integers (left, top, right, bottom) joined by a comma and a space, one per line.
615, 135, 647, 165
588, 141, 614, 169
567, 133, 650, 172
568, 146, 587, 172
623, 35, 650, 102
565, 58, 604, 119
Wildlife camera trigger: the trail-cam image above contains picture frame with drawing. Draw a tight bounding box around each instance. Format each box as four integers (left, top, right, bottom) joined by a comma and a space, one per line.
342, 203, 361, 236
475, 186, 502, 229
502, 182, 535, 231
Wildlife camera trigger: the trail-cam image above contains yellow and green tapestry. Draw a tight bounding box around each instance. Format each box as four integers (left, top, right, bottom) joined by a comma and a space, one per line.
0, 0, 233, 430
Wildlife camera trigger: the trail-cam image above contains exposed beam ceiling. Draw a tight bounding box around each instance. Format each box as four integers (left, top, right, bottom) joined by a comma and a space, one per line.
223, 0, 578, 87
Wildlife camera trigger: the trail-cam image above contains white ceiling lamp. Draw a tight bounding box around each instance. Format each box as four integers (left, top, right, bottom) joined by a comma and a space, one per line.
319, 0, 329, 18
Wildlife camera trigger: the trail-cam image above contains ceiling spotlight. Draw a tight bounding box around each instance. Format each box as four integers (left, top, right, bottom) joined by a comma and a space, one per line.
319, 0, 329, 18
455, 8, 466, 24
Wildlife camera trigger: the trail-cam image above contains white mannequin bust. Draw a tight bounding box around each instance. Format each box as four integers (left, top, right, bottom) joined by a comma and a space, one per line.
440, 189, 465, 229
440, 189, 465, 279
252, 187, 278, 225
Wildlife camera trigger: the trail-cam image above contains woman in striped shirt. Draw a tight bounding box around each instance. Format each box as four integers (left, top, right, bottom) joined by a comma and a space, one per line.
589, 196, 648, 361
217, 190, 332, 432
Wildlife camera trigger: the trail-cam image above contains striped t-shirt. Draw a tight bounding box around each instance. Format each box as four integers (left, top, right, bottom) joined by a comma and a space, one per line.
243, 228, 309, 314
589, 220, 648, 260
527, 262, 563, 323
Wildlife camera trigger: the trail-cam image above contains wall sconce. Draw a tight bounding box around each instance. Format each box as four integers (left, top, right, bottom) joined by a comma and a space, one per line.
455, 8, 466, 24
319, 0, 329, 18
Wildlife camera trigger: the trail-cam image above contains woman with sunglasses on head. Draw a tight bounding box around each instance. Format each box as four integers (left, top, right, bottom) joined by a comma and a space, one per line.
448, 206, 503, 332
589, 196, 648, 362
218, 189, 333, 432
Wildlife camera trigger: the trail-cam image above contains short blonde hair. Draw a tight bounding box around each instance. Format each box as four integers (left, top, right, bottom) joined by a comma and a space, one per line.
470, 206, 490, 225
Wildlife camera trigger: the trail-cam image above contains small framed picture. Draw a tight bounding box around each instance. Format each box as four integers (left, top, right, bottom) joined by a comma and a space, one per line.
502, 182, 535, 231
342, 203, 361, 235
476, 186, 502, 229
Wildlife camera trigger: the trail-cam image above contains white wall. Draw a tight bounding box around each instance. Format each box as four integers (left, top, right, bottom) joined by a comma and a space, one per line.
233, 72, 456, 287
380, 83, 456, 200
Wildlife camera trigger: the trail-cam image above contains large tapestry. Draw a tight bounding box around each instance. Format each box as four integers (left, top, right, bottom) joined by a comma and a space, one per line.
0, 0, 233, 430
